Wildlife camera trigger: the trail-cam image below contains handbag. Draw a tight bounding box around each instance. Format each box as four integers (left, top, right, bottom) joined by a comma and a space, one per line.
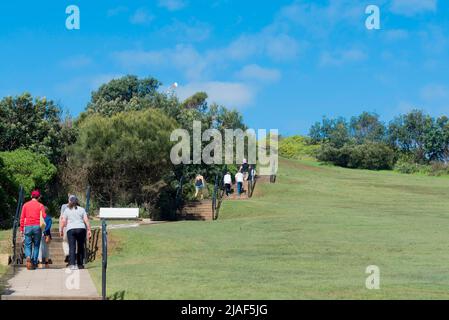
40, 208, 46, 232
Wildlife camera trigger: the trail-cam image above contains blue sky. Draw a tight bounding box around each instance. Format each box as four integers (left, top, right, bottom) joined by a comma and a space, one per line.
0, 0, 448, 135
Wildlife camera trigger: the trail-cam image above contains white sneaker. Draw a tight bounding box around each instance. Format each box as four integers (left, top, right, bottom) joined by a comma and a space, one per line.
69, 265, 79, 271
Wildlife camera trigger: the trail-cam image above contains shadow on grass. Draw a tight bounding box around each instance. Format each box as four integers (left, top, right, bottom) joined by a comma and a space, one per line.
110, 290, 126, 300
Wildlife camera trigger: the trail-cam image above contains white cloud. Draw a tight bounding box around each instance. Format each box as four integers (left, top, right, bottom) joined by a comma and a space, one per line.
158, 19, 212, 42
320, 49, 367, 66
158, 0, 187, 11
130, 8, 154, 25
420, 84, 449, 102
113, 45, 209, 81
60, 55, 92, 69
385, 29, 409, 41
176, 82, 255, 108
236, 64, 281, 83
276, 1, 363, 37
390, 0, 437, 16
107, 6, 128, 17
54, 73, 124, 95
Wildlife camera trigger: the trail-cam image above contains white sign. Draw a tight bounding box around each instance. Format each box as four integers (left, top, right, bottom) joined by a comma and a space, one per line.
99, 208, 139, 219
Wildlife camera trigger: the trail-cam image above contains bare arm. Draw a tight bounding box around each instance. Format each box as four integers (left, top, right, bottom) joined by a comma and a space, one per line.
83, 214, 92, 238
59, 216, 67, 237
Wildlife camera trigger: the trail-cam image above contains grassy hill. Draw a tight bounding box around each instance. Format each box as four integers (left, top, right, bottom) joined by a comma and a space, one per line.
84, 158, 449, 299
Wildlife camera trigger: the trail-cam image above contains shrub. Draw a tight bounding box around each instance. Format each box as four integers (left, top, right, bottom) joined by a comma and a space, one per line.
279, 135, 320, 160
428, 162, 449, 176
393, 155, 429, 175
0, 149, 57, 194
317, 142, 396, 170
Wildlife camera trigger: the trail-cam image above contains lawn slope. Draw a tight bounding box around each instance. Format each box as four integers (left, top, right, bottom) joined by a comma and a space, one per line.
89, 158, 449, 299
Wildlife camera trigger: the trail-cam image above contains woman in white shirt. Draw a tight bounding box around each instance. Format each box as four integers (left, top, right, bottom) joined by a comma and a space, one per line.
235, 170, 244, 196
223, 172, 232, 196
60, 195, 92, 270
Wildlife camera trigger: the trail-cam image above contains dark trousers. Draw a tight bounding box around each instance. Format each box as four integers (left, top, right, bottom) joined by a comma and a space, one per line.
225, 183, 231, 196
67, 228, 86, 266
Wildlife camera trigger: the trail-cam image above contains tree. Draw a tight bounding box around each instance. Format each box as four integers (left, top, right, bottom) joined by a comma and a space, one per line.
309, 116, 350, 148
350, 112, 386, 144
85, 75, 163, 117
0, 149, 57, 195
181, 92, 208, 111
388, 110, 434, 163
0, 93, 75, 164
66, 109, 177, 212
0, 157, 18, 229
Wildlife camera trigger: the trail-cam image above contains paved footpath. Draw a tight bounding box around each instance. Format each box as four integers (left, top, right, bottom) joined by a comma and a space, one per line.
1, 267, 100, 300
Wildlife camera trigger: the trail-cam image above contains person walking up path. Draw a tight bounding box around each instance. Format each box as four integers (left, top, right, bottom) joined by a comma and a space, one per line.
20, 190, 47, 270
194, 174, 206, 200
235, 170, 244, 196
60, 195, 92, 270
38, 208, 52, 268
59, 196, 71, 265
224, 172, 232, 197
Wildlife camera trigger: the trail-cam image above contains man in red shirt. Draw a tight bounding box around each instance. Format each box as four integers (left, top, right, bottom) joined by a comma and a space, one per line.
20, 190, 47, 270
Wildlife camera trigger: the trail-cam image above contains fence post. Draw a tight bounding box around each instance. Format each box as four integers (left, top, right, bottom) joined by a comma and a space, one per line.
84, 186, 91, 265
102, 219, 108, 300
11, 186, 24, 265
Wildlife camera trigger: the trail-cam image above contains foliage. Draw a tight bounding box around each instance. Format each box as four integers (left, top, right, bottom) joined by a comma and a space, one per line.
65, 109, 177, 216
309, 116, 350, 148
0, 157, 17, 229
0, 149, 57, 194
317, 142, 396, 170
349, 112, 386, 144
84, 75, 163, 117
0, 93, 76, 164
279, 135, 319, 160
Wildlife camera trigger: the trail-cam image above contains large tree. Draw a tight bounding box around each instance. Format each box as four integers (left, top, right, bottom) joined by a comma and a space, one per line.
66, 109, 177, 211
388, 110, 434, 163
350, 112, 386, 144
0, 93, 75, 164
84, 75, 163, 117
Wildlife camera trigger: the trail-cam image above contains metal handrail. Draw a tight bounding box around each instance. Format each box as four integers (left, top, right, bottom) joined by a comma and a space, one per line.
11, 186, 24, 265
248, 174, 256, 198
212, 175, 218, 219
175, 176, 184, 207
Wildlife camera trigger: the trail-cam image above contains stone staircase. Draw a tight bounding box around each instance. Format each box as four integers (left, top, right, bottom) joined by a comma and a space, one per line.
223, 180, 250, 200
178, 200, 214, 221
177, 180, 256, 221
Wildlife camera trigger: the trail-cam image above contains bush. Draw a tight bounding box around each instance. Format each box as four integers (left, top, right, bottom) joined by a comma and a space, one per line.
317, 142, 396, 170
393, 155, 431, 175
428, 162, 449, 176
65, 109, 177, 214
279, 136, 320, 160
0, 158, 18, 229
0, 149, 57, 194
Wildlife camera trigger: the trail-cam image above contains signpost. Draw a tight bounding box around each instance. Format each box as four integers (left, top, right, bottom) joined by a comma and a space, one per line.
98, 208, 139, 300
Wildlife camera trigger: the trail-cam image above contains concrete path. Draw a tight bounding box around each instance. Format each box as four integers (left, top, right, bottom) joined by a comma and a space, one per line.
1, 267, 100, 300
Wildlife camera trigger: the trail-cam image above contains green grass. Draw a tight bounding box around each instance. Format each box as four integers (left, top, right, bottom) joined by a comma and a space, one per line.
0, 229, 11, 278
88, 158, 449, 299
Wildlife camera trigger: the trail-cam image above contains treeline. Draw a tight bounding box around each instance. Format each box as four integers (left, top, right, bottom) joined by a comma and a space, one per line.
0, 75, 246, 228
307, 110, 449, 173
